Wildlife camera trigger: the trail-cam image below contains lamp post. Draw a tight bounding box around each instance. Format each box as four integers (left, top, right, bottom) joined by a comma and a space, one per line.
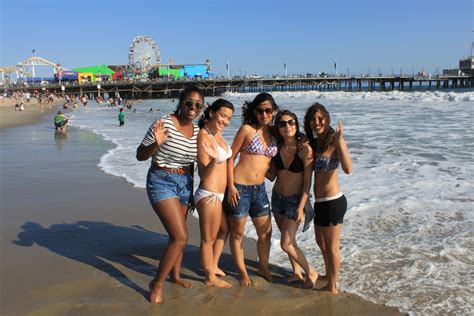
226, 62, 230, 79
284, 61, 287, 78
334, 61, 337, 76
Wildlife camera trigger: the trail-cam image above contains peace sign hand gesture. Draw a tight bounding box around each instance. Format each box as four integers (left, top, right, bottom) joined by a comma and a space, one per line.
153, 119, 169, 146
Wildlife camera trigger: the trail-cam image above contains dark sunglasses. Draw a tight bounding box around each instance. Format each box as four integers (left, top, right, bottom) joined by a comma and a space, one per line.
185, 99, 205, 110
278, 119, 297, 128
254, 108, 274, 115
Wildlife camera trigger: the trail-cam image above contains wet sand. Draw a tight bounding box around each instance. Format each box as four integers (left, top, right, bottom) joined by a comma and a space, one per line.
0, 112, 404, 315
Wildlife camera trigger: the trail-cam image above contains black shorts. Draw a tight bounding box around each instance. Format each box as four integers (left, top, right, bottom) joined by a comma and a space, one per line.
314, 194, 347, 227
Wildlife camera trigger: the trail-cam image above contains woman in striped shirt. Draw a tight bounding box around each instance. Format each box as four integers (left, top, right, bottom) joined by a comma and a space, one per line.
136, 86, 204, 304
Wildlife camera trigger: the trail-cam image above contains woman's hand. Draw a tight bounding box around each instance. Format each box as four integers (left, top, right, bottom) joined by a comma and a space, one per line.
227, 185, 240, 207
202, 140, 219, 160
295, 207, 304, 225
334, 121, 344, 146
153, 119, 169, 146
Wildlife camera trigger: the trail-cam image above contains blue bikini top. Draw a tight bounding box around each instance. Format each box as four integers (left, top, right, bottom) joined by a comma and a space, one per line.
313, 156, 339, 173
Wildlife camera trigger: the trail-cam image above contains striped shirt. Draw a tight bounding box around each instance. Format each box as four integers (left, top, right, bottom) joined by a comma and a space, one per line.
141, 114, 199, 168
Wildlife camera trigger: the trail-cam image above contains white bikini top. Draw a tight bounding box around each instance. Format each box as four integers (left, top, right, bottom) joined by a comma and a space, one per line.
205, 125, 232, 164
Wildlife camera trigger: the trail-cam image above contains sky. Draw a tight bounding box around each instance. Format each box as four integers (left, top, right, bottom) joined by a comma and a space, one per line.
1, 0, 473, 77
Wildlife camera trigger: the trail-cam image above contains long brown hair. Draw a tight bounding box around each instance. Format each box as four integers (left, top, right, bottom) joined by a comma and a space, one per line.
304, 103, 335, 154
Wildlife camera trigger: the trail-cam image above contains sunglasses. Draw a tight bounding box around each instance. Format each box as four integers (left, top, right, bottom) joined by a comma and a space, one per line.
278, 119, 297, 128
254, 108, 274, 115
185, 99, 205, 110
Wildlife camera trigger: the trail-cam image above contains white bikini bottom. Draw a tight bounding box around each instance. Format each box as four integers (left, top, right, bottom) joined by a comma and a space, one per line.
194, 188, 225, 205
315, 192, 343, 203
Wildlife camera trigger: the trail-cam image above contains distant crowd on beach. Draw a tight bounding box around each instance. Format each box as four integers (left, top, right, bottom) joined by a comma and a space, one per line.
136, 86, 353, 304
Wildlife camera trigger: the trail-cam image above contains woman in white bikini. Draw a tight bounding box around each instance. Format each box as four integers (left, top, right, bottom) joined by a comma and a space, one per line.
304, 103, 352, 294
196, 99, 234, 288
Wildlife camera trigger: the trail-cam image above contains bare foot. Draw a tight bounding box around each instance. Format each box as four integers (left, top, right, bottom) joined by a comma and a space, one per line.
319, 284, 339, 294
171, 277, 193, 289
240, 277, 253, 287
149, 280, 163, 304
205, 277, 232, 288
318, 274, 328, 281
302, 271, 318, 289
286, 274, 304, 283
257, 269, 273, 282
215, 267, 226, 277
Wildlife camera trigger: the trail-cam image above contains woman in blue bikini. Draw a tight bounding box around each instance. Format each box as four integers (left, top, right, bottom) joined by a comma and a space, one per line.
304, 103, 352, 294
224, 92, 279, 286
195, 99, 234, 288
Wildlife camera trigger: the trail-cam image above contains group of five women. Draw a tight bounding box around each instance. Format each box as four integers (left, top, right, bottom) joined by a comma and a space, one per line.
136, 86, 352, 304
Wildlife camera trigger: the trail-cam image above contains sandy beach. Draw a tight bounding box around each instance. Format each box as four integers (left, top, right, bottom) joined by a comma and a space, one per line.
0, 110, 404, 315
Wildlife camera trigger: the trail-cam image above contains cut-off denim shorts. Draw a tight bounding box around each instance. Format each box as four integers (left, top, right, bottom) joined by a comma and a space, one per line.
224, 182, 271, 219
146, 165, 193, 206
271, 190, 301, 220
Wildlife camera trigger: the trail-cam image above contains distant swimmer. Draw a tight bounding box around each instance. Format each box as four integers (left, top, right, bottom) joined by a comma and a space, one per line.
149, 108, 153, 113
133, 108, 137, 113
54, 111, 69, 130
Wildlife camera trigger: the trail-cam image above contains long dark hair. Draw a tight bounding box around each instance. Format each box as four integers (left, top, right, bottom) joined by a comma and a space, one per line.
273, 109, 303, 146
198, 98, 234, 128
242, 92, 279, 125
174, 85, 204, 115
304, 103, 335, 154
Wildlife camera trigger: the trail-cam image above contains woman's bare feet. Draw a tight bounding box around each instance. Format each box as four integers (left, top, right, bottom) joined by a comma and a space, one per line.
286, 274, 304, 283
205, 277, 232, 288
318, 274, 328, 281
257, 269, 274, 282
240, 277, 253, 287
319, 284, 339, 294
215, 267, 226, 277
302, 271, 318, 289
171, 277, 193, 289
149, 280, 163, 304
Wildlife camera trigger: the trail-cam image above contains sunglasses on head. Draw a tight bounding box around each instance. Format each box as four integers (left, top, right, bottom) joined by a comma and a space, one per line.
254, 108, 274, 115
278, 119, 297, 128
185, 99, 205, 110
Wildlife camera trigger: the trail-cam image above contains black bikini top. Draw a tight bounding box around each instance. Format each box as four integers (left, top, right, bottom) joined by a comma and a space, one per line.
273, 151, 305, 173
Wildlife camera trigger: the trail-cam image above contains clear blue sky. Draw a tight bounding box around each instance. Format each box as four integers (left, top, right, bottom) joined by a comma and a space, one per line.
1, 0, 473, 77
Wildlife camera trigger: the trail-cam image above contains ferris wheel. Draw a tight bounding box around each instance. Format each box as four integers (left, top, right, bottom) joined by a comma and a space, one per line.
128, 36, 161, 71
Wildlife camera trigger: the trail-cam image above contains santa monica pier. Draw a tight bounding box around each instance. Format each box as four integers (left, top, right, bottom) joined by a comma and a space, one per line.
1, 36, 473, 100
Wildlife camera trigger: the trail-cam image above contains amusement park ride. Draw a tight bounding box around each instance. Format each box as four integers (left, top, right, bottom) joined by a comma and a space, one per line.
128, 35, 161, 75
0, 56, 62, 84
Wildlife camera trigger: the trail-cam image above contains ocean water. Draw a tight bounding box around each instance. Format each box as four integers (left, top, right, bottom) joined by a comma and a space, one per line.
68, 90, 474, 315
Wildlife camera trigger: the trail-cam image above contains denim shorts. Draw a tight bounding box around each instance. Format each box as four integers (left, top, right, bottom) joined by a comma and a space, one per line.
224, 182, 271, 219
271, 190, 301, 220
146, 166, 193, 206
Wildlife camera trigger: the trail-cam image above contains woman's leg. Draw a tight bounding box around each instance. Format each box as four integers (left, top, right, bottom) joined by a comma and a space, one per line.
320, 224, 342, 294
197, 198, 231, 287
149, 198, 189, 304
169, 204, 193, 288
229, 217, 252, 286
280, 218, 318, 288
274, 213, 302, 281
315, 225, 329, 281
213, 212, 229, 276
252, 215, 273, 282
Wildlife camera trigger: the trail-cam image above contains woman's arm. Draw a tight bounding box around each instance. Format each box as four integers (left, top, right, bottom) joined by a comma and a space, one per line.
334, 122, 352, 174
136, 119, 169, 161
295, 144, 313, 224
265, 159, 277, 181
196, 132, 218, 177
226, 125, 249, 206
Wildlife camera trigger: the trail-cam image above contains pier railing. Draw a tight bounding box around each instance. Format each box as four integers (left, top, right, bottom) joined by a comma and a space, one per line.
2, 75, 472, 99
